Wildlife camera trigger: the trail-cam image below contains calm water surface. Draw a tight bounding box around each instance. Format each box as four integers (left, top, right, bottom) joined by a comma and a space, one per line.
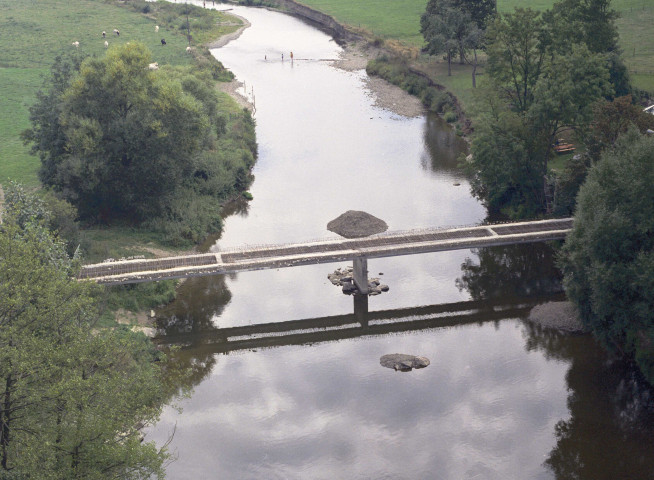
148, 5, 654, 479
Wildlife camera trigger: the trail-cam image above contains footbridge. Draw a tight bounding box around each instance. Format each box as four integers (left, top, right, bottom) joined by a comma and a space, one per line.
79, 218, 573, 287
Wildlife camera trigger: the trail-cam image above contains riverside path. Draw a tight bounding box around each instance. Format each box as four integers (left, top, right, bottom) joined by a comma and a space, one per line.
79, 218, 573, 286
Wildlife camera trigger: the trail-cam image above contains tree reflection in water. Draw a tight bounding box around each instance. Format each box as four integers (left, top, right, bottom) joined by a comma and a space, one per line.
457, 242, 654, 479
526, 322, 654, 479
456, 242, 564, 300
155, 274, 233, 390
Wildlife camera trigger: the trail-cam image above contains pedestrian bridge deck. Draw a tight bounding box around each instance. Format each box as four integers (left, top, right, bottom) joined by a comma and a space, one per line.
79, 218, 573, 284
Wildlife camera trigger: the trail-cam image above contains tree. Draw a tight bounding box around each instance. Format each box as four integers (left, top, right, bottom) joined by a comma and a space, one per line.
486, 8, 547, 113
455, 0, 497, 30
0, 201, 171, 478
24, 43, 215, 223
3, 181, 80, 257
467, 101, 550, 217
472, 11, 612, 218
421, 0, 491, 85
584, 95, 654, 162
529, 44, 612, 143
542, 0, 629, 96
558, 129, 654, 385
543, 0, 619, 55
421, 0, 473, 76
24, 43, 257, 244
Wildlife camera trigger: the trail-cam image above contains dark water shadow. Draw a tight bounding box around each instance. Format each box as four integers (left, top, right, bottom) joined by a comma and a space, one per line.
524, 321, 654, 479
456, 242, 564, 301
421, 112, 469, 177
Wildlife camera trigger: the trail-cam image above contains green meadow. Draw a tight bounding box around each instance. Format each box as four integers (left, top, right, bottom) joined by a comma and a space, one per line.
297, 0, 654, 95
0, 0, 240, 187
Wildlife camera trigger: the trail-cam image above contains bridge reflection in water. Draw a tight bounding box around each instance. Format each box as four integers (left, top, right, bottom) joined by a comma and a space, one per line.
154, 294, 565, 354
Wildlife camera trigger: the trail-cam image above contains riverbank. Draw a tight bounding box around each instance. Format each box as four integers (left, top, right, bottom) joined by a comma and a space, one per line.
334, 42, 425, 118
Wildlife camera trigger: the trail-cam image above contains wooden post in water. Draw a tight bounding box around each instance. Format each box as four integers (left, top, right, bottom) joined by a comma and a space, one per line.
352, 256, 368, 295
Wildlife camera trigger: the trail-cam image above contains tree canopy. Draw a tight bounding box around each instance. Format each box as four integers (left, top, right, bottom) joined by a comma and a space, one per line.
467, 0, 623, 219
23, 43, 256, 244
558, 130, 654, 385
421, 0, 491, 82
485, 8, 547, 113
0, 191, 173, 478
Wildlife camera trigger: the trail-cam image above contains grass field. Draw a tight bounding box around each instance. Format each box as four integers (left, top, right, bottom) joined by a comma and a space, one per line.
0, 0, 240, 187
297, 0, 654, 95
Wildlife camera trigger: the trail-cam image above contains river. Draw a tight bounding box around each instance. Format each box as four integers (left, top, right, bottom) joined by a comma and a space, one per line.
148, 5, 654, 479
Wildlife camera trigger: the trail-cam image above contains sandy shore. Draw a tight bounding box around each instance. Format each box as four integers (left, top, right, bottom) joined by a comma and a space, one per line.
205, 13, 251, 49
528, 301, 587, 333
333, 41, 425, 118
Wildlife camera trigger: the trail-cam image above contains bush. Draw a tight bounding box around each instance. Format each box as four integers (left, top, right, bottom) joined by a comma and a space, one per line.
105, 280, 177, 313
444, 111, 458, 123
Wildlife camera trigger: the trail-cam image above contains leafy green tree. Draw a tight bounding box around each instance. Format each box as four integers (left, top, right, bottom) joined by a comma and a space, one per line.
529, 44, 612, 142
559, 129, 654, 385
421, 0, 490, 84
24, 43, 256, 244
486, 8, 547, 113
472, 11, 612, 218
455, 0, 496, 30
543, 0, 619, 55
467, 100, 550, 217
0, 205, 171, 477
21, 53, 86, 189
584, 95, 654, 162
4, 182, 80, 257
421, 0, 471, 76
543, 0, 630, 96
25, 43, 213, 222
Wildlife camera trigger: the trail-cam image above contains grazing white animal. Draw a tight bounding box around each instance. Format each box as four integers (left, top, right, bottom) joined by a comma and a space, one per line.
102, 31, 106, 38
148, 62, 159, 70
155, 25, 159, 32
113, 29, 120, 36
104, 40, 109, 48
186, 46, 191, 52
72, 41, 79, 48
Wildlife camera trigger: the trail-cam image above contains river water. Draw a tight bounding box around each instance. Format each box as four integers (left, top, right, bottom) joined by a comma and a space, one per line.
148, 5, 654, 479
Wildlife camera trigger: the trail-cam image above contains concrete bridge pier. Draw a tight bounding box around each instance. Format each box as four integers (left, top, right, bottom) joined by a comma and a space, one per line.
352, 257, 368, 294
